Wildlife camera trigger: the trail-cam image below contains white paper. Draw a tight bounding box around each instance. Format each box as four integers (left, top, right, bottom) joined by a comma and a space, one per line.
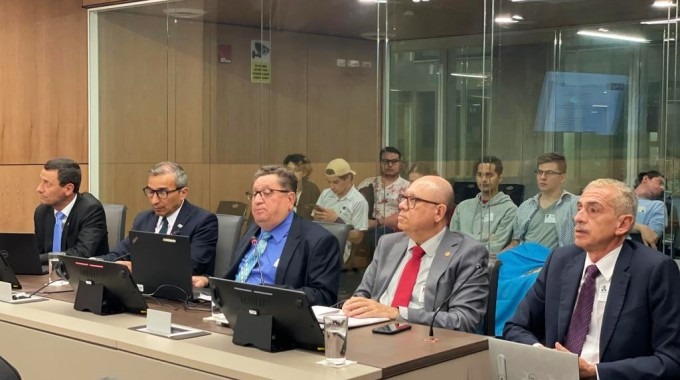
312, 305, 389, 328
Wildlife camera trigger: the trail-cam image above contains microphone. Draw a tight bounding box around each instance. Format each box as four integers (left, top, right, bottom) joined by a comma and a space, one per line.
250, 236, 257, 246
426, 258, 487, 342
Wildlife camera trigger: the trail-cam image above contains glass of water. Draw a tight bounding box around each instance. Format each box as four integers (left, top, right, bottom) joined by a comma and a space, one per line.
47, 251, 65, 284
324, 314, 348, 366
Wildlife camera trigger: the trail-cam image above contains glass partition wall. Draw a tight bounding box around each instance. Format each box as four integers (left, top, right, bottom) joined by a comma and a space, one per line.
88, 0, 680, 285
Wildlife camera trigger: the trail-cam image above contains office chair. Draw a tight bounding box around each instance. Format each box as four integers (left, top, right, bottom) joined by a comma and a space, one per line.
0, 356, 21, 380
499, 184, 525, 207
214, 214, 246, 278
216, 201, 248, 217
313, 221, 352, 256
452, 181, 478, 204
103, 204, 127, 251
484, 259, 503, 337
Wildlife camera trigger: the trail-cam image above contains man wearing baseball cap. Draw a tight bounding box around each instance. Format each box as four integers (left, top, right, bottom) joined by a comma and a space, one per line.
314, 158, 369, 263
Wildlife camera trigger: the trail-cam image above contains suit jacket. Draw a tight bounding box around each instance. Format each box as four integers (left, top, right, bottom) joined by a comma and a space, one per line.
34, 192, 109, 258
504, 240, 680, 379
102, 200, 218, 276
225, 214, 342, 306
354, 229, 489, 332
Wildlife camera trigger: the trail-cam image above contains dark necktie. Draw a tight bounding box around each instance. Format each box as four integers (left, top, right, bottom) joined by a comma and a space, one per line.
158, 217, 169, 234
391, 246, 426, 308
52, 211, 65, 252
564, 264, 600, 355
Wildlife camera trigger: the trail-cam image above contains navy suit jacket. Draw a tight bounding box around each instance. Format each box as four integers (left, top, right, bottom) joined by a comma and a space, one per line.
102, 200, 218, 276
504, 240, 680, 379
225, 214, 342, 306
34, 192, 109, 258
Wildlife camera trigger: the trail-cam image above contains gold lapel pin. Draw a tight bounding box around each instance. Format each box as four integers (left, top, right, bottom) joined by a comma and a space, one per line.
444, 251, 451, 257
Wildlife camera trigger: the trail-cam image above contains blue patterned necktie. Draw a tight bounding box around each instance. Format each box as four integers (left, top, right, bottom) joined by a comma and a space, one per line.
236, 232, 272, 283
564, 264, 600, 355
52, 211, 65, 252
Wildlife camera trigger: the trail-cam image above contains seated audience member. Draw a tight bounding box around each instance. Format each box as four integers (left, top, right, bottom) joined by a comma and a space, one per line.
343, 176, 489, 332
504, 179, 680, 380
358, 146, 411, 236
224, 165, 342, 306
506, 153, 577, 250
100, 162, 217, 287
450, 156, 517, 261
313, 159, 369, 263
35, 157, 108, 258
283, 153, 320, 220
631, 170, 666, 248
407, 161, 438, 182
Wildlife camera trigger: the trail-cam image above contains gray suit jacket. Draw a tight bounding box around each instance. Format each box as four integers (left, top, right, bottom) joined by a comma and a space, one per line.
354, 229, 489, 332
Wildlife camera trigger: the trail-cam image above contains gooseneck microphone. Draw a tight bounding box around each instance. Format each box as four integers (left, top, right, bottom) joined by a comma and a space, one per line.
426, 258, 487, 342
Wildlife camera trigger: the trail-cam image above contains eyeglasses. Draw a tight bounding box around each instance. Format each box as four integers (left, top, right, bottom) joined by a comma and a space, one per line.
246, 188, 291, 200
143, 187, 184, 199
534, 170, 563, 177
381, 159, 400, 165
397, 193, 440, 209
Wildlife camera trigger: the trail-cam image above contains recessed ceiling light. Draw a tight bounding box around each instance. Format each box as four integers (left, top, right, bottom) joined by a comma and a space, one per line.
358, 0, 387, 3
495, 16, 519, 24
450, 73, 487, 78
641, 18, 680, 24
162, 8, 206, 19
577, 30, 650, 43
653, 0, 676, 7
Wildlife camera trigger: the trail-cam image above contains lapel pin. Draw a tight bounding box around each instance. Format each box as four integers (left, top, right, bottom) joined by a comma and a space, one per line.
444, 251, 451, 257
177, 224, 183, 229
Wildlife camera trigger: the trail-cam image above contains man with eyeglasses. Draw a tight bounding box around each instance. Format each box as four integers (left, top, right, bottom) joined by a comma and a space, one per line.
223, 165, 342, 306
358, 146, 411, 236
100, 162, 218, 287
631, 170, 666, 248
505, 152, 578, 251
34, 157, 109, 259
343, 176, 489, 332
313, 159, 369, 263
450, 156, 517, 261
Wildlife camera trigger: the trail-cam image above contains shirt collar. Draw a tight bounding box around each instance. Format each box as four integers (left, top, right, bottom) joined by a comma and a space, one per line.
584, 244, 622, 282
407, 226, 447, 258
56, 194, 78, 219
530, 189, 572, 205
262, 211, 294, 243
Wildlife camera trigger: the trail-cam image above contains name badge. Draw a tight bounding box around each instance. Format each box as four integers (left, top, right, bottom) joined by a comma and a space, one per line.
598, 284, 608, 302
544, 214, 557, 224
637, 206, 646, 214
418, 286, 426, 303
481, 212, 495, 223
273, 258, 280, 268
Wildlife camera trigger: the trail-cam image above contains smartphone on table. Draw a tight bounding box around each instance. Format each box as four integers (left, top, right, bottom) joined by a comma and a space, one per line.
372, 323, 412, 335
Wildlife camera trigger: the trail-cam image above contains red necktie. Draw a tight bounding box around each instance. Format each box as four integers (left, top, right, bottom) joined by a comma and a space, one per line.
391, 246, 426, 308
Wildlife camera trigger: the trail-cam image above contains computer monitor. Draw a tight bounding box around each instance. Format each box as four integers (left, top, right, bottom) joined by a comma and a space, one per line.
129, 230, 193, 302
58, 256, 147, 315
0, 233, 46, 275
0, 251, 21, 289
488, 338, 579, 380
209, 277, 324, 352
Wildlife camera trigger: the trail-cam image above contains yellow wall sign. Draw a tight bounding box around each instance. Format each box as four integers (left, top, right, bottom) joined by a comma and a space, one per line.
251, 40, 271, 84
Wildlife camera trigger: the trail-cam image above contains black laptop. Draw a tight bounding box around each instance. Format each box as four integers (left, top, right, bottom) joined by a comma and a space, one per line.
0, 251, 21, 289
0, 233, 47, 275
129, 230, 193, 301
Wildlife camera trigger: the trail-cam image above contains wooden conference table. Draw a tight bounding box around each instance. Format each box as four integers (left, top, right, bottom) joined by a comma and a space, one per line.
0, 275, 490, 379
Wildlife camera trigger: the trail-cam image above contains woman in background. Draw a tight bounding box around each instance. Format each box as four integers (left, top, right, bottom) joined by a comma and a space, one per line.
283, 154, 321, 220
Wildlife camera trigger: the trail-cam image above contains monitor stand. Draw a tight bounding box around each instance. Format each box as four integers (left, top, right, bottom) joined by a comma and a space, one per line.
232, 310, 294, 352
73, 280, 125, 315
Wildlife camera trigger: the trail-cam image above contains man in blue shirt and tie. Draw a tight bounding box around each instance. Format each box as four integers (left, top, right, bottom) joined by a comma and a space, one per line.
223, 165, 342, 306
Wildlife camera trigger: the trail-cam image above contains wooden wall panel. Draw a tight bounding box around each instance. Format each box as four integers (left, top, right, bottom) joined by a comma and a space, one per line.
0, 0, 87, 164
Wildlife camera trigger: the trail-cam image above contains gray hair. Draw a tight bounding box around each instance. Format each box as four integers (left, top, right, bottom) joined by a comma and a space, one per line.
254, 165, 298, 193
149, 161, 188, 188
584, 178, 637, 230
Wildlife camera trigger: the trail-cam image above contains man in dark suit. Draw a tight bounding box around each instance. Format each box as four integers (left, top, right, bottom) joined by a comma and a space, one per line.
34, 158, 108, 258
99, 162, 217, 287
504, 179, 680, 379
343, 176, 489, 332
213, 165, 341, 306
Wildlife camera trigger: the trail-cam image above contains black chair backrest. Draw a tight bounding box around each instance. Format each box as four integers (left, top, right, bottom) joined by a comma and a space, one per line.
214, 214, 245, 278
452, 181, 478, 204
216, 201, 248, 217
314, 221, 352, 252
484, 259, 503, 337
103, 204, 127, 251
0, 356, 21, 380
499, 184, 525, 207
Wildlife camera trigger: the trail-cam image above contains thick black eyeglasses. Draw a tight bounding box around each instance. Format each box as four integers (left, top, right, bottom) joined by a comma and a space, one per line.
381, 159, 400, 165
534, 170, 563, 177
246, 188, 291, 200
397, 193, 440, 209
143, 187, 184, 199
